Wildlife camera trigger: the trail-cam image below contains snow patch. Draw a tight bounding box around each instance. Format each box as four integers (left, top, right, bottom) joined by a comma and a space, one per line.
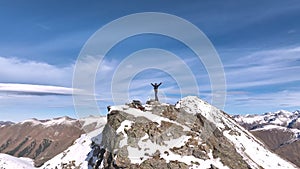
0, 153, 34, 169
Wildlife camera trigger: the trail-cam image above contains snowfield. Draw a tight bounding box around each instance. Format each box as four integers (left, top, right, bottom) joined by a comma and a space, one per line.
0, 153, 34, 169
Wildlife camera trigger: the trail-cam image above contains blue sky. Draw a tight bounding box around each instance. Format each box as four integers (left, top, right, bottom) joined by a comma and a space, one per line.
0, 0, 300, 121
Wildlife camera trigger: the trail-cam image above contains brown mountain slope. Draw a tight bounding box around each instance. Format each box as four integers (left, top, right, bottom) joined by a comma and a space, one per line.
276, 140, 300, 167
251, 129, 300, 167
0, 117, 84, 167
234, 111, 300, 168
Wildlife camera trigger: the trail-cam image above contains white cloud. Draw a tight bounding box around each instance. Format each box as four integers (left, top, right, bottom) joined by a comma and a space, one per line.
0, 55, 116, 87
224, 46, 300, 89
0, 56, 73, 86
206, 46, 300, 114
0, 83, 80, 95
0, 56, 116, 120
1, 45, 299, 118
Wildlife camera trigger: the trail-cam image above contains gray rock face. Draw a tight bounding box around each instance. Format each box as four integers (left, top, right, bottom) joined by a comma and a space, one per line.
86, 97, 296, 169
88, 101, 253, 169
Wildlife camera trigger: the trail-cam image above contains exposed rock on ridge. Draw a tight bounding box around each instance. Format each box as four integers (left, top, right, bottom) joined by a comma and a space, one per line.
88, 96, 297, 169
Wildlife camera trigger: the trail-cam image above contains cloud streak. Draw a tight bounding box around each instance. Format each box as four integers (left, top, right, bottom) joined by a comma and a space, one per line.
220, 46, 300, 114
224, 46, 300, 89
0, 83, 79, 96
225, 89, 300, 114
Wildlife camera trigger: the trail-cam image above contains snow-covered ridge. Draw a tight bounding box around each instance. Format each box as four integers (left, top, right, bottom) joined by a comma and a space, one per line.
234, 110, 300, 167
103, 100, 233, 168
41, 116, 107, 169
79, 115, 107, 129
20, 116, 78, 127
176, 97, 297, 169
234, 110, 300, 128
233, 109, 300, 143
0, 115, 107, 169
0, 121, 14, 127
175, 96, 226, 129
1, 96, 297, 169
41, 134, 94, 169
18, 115, 107, 129
91, 96, 297, 169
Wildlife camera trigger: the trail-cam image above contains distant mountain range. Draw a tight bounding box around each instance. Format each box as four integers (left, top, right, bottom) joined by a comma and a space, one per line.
0, 97, 298, 168
0, 121, 14, 127
234, 110, 300, 167
0, 116, 106, 167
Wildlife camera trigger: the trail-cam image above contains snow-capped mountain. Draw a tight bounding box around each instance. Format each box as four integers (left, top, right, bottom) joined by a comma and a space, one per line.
0, 121, 14, 127
0, 115, 106, 167
41, 130, 104, 169
87, 96, 296, 169
0, 96, 297, 169
234, 110, 300, 130
234, 110, 300, 167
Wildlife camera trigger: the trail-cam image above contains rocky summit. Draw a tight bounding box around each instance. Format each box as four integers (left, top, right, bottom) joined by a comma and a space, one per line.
88, 96, 297, 169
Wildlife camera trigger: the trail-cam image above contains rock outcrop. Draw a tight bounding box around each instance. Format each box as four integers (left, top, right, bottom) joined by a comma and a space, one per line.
88, 97, 297, 169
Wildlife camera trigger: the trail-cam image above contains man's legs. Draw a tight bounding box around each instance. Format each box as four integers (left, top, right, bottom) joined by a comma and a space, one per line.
154, 89, 158, 101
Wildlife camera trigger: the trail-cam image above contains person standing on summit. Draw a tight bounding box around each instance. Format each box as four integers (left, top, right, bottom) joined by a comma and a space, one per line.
151, 82, 162, 101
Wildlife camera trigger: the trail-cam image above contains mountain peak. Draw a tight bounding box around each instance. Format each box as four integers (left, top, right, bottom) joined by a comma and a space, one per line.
0, 121, 14, 127
87, 96, 296, 169
234, 109, 300, 167
19, 116, 77, 127
1, 97, 297, 168
235, 109, 300, 130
